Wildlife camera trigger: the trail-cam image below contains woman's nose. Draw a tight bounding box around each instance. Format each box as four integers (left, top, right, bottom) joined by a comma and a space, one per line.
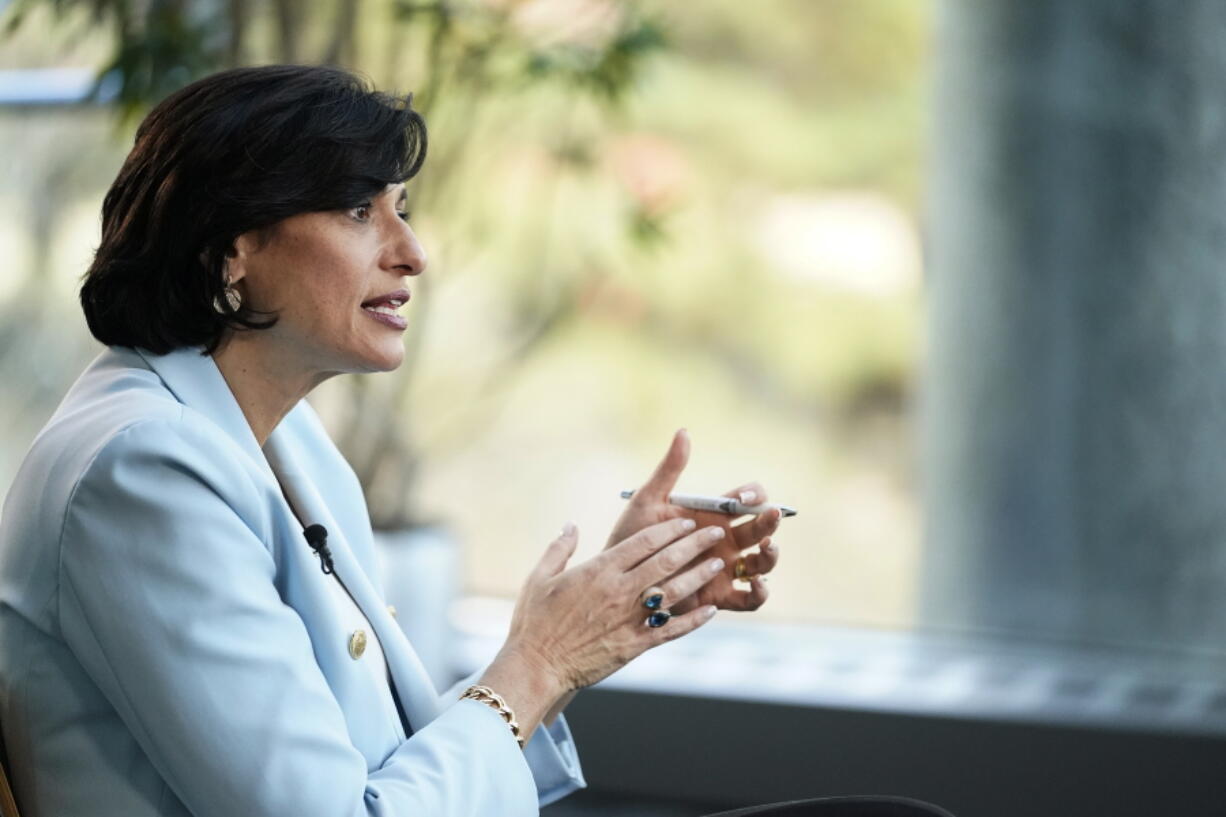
385, 221, 427, 276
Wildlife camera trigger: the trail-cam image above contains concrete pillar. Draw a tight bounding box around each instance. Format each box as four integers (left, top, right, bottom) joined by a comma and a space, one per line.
923, 0, 1226, 650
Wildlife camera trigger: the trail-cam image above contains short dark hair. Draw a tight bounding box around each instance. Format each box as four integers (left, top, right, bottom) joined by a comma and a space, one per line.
80, 64, 427, 354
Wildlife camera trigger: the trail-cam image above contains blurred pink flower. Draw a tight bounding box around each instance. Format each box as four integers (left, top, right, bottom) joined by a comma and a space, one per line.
608, 134, 688, 214
509, 0, 624, 49
577, 275, 648, 323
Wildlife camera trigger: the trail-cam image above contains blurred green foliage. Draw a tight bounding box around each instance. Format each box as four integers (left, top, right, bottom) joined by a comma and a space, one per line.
3, 0, 674, 527
1, 0, 931, 624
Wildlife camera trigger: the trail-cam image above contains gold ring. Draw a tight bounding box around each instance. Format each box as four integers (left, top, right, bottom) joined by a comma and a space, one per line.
735, 556, 749, 581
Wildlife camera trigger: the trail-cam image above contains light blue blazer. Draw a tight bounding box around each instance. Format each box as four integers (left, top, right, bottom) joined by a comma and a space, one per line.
0, 345, 585, 816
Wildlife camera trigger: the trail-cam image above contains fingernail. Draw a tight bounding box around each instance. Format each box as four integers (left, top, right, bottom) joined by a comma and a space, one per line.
709, 558, 725, 573
703, 605, 717, 619
739, 490, 757, 504
681, 518, 697, 531
562, 521, 576, 536
764, 541, 777, 554
707, 527, 725, 540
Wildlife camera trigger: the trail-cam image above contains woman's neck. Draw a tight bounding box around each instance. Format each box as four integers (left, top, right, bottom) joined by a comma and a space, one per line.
210, 334, 331, 447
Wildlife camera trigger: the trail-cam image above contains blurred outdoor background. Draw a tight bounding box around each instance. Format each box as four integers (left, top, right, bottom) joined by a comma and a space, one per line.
9, 2, 1226, 814
0, 0, 929, 630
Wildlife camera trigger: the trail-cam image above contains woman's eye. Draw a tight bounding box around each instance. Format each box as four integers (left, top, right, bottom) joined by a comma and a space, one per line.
350, 203, 373, 222
396, 210, 410, 222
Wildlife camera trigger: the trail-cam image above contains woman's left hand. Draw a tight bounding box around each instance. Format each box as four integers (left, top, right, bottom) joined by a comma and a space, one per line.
604, 429, 782, 615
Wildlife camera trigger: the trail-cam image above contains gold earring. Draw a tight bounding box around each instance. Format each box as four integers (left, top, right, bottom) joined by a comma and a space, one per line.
214, 276, 242, 314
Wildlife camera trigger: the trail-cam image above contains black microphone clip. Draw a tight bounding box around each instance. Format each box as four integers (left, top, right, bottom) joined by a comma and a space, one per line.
302, 524, 335, 575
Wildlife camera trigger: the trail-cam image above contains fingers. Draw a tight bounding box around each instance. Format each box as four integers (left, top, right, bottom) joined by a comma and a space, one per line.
605, 516, 697, 571
637, 428, 690, 502
735, 537, 780, 579
644, 603, 717, 647
533, 522, 579, 579
649, 553, 726, 611
627, 524, 725, 587
720, 575, 770, 612
732, 507, 781, 550
724, 481, 768, 508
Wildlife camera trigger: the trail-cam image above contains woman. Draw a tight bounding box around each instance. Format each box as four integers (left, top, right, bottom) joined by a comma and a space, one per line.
0, 64, 782, 816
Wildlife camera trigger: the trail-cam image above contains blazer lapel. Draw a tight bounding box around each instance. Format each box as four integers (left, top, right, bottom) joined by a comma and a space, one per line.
134, 346, 444, 730
133, 346, 276, 484
263, 430, 444, 730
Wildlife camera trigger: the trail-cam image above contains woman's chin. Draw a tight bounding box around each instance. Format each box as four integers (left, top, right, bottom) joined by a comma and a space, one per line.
362, 343, 406, 373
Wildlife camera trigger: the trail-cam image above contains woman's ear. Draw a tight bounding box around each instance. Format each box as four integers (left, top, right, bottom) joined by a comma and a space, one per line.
199, 239, 248, 285
225, 233, 259, 286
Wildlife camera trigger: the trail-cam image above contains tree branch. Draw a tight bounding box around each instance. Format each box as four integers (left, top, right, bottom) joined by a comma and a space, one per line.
272, 0, 302, 63
324, 0, 361, 65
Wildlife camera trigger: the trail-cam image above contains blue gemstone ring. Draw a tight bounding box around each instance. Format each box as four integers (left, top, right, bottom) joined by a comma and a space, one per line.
640, 586, 666, 611
646, 609, 673, 628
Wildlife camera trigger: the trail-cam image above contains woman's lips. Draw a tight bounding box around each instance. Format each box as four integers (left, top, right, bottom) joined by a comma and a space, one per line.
361, 289, 410, 330
357, 306, 407, 328
361, 288, 411, 308
362, 307, 407, 330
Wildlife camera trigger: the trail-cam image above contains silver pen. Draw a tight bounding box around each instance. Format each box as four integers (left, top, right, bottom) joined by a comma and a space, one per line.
619, 490, 797, 517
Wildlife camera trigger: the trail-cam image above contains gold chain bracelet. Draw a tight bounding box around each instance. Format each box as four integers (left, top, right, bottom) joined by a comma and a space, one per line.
460, 684, 525, 749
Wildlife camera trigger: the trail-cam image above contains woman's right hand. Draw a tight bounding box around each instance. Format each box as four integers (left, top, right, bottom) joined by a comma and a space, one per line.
479, 518, 726, 733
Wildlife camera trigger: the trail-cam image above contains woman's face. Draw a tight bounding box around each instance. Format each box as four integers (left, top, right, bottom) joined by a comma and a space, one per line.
229, 184, 426, 376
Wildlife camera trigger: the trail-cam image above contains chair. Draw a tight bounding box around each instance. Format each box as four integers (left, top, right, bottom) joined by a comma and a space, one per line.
701, 795, 956, 817
0, 727, 20, 817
